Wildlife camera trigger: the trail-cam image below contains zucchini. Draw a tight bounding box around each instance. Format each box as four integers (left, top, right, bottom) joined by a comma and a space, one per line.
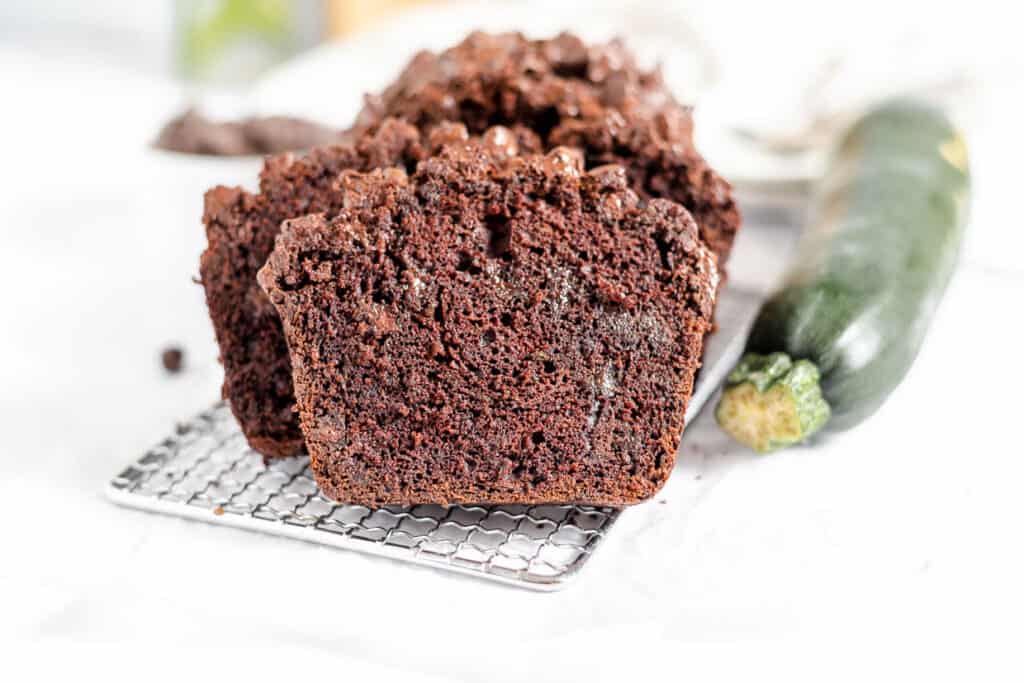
716, 99, 971, 452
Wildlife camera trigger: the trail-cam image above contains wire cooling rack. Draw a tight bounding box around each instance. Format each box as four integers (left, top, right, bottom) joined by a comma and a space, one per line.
106, 287, 758, 590
106, 402, 617, 589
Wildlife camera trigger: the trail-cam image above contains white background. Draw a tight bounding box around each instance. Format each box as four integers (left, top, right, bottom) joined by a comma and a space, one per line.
1, 1, 1023, 680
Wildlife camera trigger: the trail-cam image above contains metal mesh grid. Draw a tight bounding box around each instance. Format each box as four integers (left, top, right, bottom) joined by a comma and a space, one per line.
107, 403, 618, 590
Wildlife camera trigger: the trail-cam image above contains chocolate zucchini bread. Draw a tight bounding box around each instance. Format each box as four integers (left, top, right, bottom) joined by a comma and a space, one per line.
257, 142, 718, 505
201, 118, 540, 457
354, 31, 741, 265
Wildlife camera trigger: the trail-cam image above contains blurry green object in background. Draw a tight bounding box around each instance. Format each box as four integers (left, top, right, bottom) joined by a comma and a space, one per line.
177, 0, 324, 84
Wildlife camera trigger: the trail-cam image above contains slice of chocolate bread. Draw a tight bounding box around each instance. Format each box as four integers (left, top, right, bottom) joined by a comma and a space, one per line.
354, 31, 741, 266
258, 143, 718, 506
200, 118, 541, 458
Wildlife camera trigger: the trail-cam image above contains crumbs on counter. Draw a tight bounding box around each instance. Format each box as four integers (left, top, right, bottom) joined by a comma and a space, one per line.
161, 346, 185, 374
154, 109, 343, 157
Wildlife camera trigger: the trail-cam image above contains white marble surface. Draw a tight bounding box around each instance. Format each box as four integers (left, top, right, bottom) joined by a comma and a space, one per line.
2, 3, 1024, 680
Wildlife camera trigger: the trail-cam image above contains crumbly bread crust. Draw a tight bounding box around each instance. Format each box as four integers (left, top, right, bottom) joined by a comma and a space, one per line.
354, 31, 741, 264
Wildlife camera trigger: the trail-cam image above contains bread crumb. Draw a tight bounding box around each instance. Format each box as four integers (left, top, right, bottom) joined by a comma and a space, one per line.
162, 346, 184, 373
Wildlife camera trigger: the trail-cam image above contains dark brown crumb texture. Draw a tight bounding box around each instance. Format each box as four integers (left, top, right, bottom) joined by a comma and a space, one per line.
354, 30, 741, 264
200, 119, 540, 457
258, 142, 718, 506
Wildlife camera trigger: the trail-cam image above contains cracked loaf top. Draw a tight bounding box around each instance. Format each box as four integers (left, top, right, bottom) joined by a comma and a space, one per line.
354, 30, 740, 265
258, 141, 719, 506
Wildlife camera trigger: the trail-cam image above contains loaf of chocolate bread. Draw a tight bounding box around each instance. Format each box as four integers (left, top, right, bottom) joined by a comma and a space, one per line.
258, 141, 718, 505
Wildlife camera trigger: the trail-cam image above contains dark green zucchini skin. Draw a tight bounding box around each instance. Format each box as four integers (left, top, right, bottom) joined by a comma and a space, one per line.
745, 99, 971, 432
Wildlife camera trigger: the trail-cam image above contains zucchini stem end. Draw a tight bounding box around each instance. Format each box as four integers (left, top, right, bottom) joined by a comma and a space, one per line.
715, 352, 831, 453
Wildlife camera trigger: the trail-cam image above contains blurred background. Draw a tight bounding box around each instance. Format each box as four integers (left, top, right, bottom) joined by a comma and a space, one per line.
2, 1, 1022, 673
4, 0, 1020, 171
